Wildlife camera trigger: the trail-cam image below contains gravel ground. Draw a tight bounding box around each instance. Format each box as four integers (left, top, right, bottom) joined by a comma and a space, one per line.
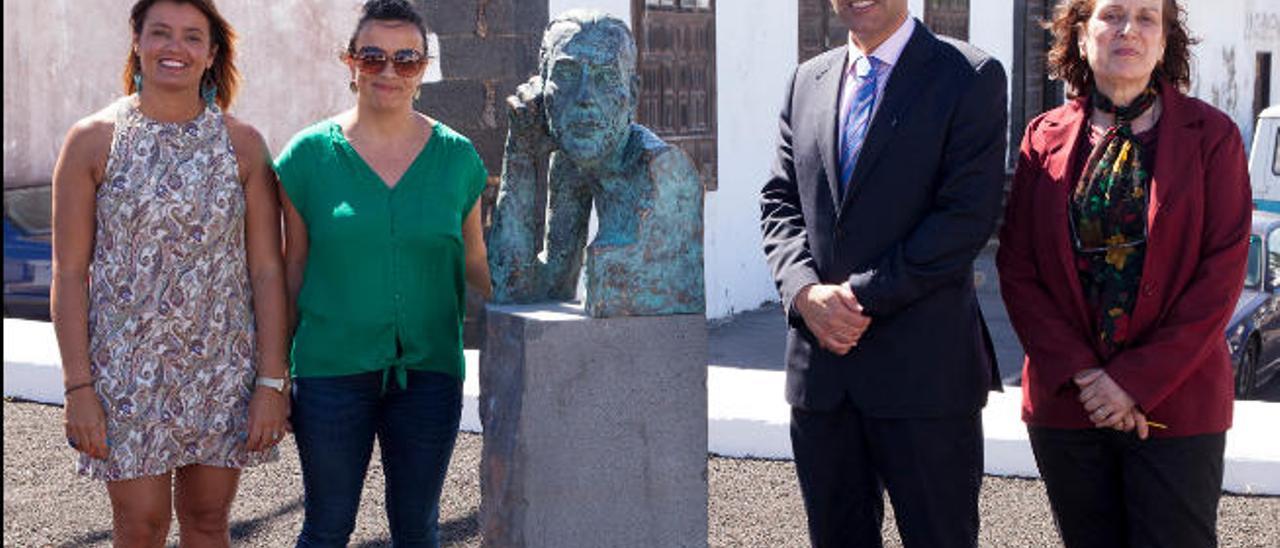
6, 400, 1278, 547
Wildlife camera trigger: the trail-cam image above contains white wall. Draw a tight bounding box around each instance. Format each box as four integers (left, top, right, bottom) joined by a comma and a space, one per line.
549, 0, 631, 26
2, 0, 361, 187
969, 0, 1015, 133
1185, 0, 1280, 148
909, 0, 925, 23
705, 0, 799, 318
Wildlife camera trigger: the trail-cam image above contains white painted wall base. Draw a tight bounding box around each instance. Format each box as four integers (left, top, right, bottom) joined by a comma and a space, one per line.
7, 319, 1277, 495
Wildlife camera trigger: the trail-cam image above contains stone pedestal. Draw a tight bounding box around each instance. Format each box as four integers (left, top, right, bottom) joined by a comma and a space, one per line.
480, 303, 708, 548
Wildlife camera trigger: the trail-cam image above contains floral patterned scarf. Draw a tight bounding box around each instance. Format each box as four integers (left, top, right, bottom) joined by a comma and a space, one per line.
1069, 81, 1159, 354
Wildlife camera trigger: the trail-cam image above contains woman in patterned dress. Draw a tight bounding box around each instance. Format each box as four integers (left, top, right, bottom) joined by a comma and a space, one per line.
51, 0, 289, 545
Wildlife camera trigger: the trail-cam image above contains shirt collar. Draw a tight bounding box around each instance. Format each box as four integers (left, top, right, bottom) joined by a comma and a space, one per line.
845, 15, 915, 75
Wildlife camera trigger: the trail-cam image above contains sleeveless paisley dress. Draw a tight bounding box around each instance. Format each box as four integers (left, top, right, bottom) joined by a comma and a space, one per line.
80, 96, 276, 480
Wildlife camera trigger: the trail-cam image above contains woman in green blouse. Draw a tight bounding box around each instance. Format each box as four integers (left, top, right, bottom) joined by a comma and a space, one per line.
274, 1, 489, 545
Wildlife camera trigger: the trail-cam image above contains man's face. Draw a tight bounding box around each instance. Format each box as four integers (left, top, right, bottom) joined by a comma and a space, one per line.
543, 26, 635, 167
829, 0, 909, 49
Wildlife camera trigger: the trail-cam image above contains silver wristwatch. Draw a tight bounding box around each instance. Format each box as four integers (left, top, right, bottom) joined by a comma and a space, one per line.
255, 376, 289, 394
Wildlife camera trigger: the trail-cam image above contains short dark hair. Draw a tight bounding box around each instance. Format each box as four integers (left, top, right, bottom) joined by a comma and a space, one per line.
124, 0, 240, 110
1046, 0, 1197, 96
348, 0, 430, 55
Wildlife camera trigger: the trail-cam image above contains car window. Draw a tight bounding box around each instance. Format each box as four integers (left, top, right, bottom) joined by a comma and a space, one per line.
3, 185, 52, 235
1246, 235, 1263, 289
1273, 126, 1279, 176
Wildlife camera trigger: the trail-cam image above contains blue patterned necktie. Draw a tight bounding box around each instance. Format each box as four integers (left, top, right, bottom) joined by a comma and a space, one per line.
839, 56, 884, 193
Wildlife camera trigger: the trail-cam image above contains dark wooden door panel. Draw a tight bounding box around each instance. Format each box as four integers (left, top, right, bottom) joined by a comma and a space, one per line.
634, 0, 718, 190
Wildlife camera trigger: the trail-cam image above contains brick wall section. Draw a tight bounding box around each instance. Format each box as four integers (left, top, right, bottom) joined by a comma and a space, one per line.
417, 0, 549, 347
419, 1, 546, 179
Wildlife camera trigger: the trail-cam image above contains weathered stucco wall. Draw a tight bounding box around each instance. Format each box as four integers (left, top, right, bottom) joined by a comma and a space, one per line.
1185, 0, 1280, 148
2, 0, 360, 187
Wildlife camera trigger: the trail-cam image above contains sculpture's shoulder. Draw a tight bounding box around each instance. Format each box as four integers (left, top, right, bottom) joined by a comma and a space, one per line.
626, 124, 700, 191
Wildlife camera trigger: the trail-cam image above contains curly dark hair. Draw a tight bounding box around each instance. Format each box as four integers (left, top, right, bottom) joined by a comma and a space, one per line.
347, 0, 430, 55
1045, 0, 1197, 96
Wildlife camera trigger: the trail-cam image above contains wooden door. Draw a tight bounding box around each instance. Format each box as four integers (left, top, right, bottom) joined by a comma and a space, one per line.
633, 0, 718, 190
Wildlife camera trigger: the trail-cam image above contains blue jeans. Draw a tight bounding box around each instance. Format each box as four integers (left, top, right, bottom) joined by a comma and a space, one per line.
291, 369, 462, 548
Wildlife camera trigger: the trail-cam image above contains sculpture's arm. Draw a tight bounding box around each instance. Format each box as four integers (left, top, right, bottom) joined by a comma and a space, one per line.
489, 77, 556, 303
543, 156, 592, 301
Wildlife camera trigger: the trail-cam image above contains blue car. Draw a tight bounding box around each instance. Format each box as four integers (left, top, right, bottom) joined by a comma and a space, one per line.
3, 184, 52, 321
1226, 210, 1280, 399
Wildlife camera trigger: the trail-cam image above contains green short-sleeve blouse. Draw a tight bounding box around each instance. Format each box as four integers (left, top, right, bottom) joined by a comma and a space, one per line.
274, 119, 487, 386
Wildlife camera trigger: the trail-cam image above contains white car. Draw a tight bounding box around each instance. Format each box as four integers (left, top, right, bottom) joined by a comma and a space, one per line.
1251, 105, 1280, 212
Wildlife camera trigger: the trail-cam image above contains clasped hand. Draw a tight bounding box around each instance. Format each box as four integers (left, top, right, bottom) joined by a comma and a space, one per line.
1074, 368, 1151, 440
795, 282, 871, 356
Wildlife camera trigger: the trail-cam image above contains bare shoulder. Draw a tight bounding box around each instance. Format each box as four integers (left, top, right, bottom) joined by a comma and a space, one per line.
58, 105, 117, 178
64, 106, 116, 156
223, 114, 271, 165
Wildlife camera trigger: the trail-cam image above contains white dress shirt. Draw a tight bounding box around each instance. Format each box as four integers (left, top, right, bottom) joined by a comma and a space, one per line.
837, 16, 917, 134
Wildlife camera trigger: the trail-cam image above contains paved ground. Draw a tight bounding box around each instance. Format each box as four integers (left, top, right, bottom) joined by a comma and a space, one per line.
6, 400, 1279, 547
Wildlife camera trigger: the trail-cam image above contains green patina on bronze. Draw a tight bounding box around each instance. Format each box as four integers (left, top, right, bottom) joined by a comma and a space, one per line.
488, 10, 705, 317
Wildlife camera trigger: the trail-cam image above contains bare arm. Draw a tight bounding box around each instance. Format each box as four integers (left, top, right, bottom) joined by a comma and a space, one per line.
229, 119, 289, 380
463, 197, 492, 299
280, 186, 308, 333
228, 117, 290, 452
52, 115, 111, 460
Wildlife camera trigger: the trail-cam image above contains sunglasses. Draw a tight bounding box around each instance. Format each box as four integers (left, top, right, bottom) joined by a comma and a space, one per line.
348, 46, 427, 77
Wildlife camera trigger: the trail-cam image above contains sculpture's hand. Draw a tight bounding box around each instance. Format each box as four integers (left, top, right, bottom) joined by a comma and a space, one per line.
506, 76, 556, 157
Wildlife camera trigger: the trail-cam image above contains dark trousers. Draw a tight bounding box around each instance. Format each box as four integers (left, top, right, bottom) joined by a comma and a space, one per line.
791, 400, 983, 548
291, 369, 462, 548
1029, 427, 1226, 548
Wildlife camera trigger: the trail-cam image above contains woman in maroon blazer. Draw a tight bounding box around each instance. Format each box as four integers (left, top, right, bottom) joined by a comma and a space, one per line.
997, 0, 1249, 546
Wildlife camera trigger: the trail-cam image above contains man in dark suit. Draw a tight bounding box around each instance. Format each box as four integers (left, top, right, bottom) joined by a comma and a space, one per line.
759, 1, 1007, 546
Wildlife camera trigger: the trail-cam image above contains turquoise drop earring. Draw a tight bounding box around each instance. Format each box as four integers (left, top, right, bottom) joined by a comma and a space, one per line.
200, 70, 217, 107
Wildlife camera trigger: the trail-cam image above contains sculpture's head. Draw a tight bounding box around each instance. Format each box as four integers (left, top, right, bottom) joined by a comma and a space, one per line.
539, 10, 638, 169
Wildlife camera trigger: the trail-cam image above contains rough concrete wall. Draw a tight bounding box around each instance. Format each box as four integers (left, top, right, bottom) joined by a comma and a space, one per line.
4, 1, 130, 187
2, 0, 361, 187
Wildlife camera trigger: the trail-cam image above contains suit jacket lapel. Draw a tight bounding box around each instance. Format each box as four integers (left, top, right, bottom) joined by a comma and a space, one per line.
816, 50, 847, 208
840, 20, 938, 213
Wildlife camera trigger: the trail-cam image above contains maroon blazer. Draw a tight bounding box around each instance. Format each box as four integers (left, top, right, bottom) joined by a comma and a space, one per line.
997, 83, 1251, 437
